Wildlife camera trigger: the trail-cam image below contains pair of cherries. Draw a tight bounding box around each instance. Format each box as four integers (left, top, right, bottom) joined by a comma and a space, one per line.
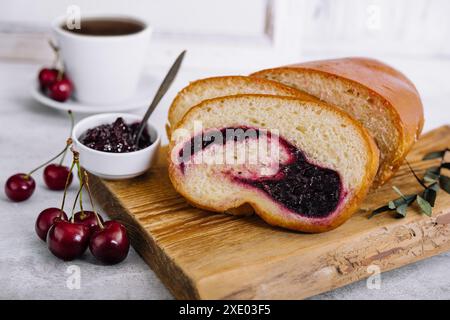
36, 208, 129, 264
5, 162, 72, 202
38, 68, 73, 102
37, 40, 73, 102
5, 112, 74, 202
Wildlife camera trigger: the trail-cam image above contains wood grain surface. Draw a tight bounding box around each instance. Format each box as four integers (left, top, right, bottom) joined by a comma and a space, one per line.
89, 126, 450, 300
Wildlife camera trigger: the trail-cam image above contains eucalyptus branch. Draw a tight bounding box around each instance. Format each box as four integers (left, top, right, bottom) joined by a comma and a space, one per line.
369, 148, 450, 219
405, 160, 427, 189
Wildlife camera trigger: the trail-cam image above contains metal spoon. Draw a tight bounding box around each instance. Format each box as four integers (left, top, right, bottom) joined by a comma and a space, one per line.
134, 50, 186, 146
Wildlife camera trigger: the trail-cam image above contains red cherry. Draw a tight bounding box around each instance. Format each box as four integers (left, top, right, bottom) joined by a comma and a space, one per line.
5, 173, 36, 202
49, 78, 73, 102
35, 208, 68, 241
38, 68, 58, 89
47, 218, 90, 261
43, 164, 73, 190
73, 211, 104, 234
89, 221, 130, 265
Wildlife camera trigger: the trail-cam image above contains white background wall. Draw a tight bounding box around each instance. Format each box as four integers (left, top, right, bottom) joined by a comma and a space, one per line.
0, 0, 449, 70
299, 0, 450, 57
0, 0, 268, 38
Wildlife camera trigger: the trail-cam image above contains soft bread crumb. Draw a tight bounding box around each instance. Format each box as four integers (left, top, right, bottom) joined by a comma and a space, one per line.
169, 95, 379, 232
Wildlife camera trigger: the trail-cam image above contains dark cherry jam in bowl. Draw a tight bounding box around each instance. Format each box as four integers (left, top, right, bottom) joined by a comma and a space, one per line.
72, 113, 160, 180
79, 117, 152, 153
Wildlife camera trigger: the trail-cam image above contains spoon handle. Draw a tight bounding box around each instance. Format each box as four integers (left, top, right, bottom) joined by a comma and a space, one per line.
135, 50, 186, 145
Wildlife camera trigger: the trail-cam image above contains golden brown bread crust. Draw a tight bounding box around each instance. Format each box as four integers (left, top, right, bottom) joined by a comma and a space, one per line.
168, 94, 380, 233
251, 57, 424, 186
166, 75, 320, 138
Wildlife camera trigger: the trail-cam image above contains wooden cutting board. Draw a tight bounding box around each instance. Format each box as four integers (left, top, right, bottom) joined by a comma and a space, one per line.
89, 125, 450, 300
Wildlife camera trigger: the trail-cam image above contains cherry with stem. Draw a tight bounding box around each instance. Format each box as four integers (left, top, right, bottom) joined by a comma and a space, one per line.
39, 40, 73, 102
44, 110, 75, 191
38, 40, 61, 90
85, 172, 130, 265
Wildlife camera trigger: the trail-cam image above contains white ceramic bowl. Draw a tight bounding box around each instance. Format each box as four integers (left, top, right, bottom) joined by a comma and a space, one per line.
72, 113, 160, 180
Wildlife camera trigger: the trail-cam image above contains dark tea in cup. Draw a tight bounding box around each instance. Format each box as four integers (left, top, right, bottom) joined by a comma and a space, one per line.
62, 18, 145, 36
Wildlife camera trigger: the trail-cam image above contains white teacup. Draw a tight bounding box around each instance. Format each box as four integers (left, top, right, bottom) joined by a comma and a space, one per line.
52, 15, 152, 105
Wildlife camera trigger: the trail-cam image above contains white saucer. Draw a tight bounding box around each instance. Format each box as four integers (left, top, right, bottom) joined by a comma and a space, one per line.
30, 73, 156, 113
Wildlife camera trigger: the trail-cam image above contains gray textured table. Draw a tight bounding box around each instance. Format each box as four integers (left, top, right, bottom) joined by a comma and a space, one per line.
1, 59, 449, 300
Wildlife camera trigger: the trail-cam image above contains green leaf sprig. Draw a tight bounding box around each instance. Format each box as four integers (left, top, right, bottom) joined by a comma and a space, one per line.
369, 148, 450, 219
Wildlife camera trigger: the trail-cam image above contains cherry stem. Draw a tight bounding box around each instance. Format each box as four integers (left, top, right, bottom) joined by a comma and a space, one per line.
59, 142, 69, 166
84, 172, 104, 229
76, 159, 84, 213
70, 180, 85, 223
48, 39, 64, 79
62, 148, 79, 216
26, 143, 70, 178
56, 66, 65, 82
59, 111, 74, 166
70, 150, 83, 222
48, 39, 60, 68
60, 160, 76, 212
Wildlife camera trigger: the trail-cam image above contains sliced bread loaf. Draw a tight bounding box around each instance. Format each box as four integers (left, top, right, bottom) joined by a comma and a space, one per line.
167, 76, 318, 136
168, 95, 379, 233
251, 57, 424, 186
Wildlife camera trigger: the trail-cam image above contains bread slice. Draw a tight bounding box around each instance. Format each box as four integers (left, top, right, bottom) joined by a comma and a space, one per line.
251, 58, 424, 186
167, 76, 318, 136
168, 95, 379, 233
